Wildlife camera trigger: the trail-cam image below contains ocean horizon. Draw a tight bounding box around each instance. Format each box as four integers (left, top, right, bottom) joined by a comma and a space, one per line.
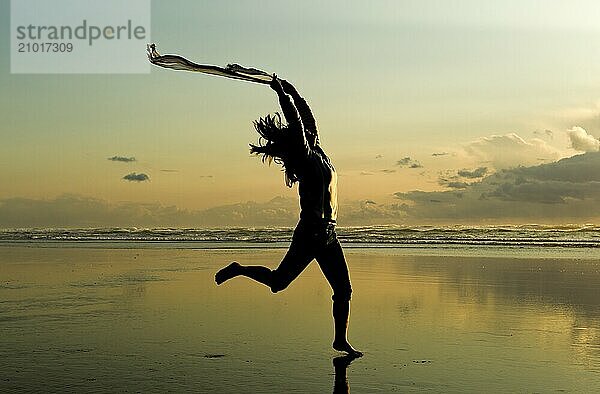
1, 224, 599, 248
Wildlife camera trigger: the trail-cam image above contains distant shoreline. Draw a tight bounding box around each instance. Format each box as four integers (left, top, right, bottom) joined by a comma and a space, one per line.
1, 225, 599, 250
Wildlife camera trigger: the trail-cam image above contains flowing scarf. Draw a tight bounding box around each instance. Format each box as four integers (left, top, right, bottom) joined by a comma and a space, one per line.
146, 44, 272, 84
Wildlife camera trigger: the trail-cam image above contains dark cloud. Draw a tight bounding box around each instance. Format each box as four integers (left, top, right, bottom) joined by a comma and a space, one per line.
0, 194, 186, 227
160, 169, 179, 173
123, 173, 150, 182
396, 157, 423, 168
108, 156, 136, 162
0, 195, 296, 228
446, 181, 470, 189
375, 154, 383, 159
457, 167, 488, 179
481, 179, 596, 204
533, 129, 554, 139
510, 152, 600, 182
397, 157, 413, 166
438, 167, 487, 188
380, 169, 396, 174
3, 154, 598, 228
432, 152, 449, 157
394, 152, 600, 222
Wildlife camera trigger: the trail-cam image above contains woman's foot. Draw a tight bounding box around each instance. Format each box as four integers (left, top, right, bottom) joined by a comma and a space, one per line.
215, 262, 241, 285
333, 339, 363, 357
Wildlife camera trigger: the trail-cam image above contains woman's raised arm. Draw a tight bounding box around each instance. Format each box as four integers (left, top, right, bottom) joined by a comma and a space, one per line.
270, 76, 310, 157
280, 79, 318, 138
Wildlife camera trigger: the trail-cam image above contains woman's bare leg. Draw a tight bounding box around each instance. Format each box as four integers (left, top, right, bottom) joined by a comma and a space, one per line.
316, 240, 362, 357
216, 233, 314, 290
332, 300, 362, 356
215, 262, 273, 287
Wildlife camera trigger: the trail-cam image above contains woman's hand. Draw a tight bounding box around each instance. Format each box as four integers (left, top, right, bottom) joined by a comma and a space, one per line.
270, 73, 284, 93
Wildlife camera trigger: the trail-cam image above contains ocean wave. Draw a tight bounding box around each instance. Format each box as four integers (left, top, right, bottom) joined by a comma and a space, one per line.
0, 225, 598, 248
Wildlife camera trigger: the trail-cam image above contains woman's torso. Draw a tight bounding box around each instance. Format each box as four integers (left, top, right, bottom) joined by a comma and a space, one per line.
296, 146, 338, 225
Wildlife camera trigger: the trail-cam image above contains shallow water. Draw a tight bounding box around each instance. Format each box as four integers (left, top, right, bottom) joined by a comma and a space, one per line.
1, 244, 599, 392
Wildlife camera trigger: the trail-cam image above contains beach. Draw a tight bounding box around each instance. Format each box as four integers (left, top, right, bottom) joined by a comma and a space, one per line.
1, 241, 599, 392
5, 1, 600, 392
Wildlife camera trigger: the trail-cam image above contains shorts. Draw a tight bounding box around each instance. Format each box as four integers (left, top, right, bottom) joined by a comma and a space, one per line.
270, 220, 352, 302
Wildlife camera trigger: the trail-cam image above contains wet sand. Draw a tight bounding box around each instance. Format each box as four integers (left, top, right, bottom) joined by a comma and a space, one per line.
1, 244, 599, 392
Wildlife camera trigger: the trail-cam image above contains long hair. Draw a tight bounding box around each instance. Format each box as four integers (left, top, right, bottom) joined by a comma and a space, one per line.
249, 112, 299, 187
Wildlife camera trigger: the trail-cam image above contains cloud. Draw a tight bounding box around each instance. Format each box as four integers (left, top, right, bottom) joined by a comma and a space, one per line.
432, 152, 449, 157
108, 156, 136, 162
3, 155, 598, 227
481, 179, 596, 204
566, 126, 600, 152
396, 157, 423, 168
0, 195, 409, 228
195, 196, 298, 226
160, 169, 179, 173
379, 169, 396, 174
360, 171, 375, 176
0, 194, 188, 227
2, 153, 599, 228
123, 173, 150, 182
533, 129, 554, 139
438, 167, 488, 188
457, 167, 488, 179
511, 152, 600, 183
339, 200, 408, 224
375, 154, 384, 159
446, 181, 470, 189
553, 102, 600, 123
463, 133, 561, 169
0, 195, 297, 228
394, 152, 600, 223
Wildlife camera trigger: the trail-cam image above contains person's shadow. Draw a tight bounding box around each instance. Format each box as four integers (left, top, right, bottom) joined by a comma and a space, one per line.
333, 353, 361, 394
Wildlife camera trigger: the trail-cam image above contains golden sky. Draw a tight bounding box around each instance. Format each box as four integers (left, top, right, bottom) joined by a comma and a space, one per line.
1, 0, 600, 226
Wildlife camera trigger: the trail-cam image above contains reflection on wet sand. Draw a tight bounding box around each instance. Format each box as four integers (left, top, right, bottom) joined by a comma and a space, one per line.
0, 246, 599, 392
332, 353, 360, 394
396, 255, 600, 373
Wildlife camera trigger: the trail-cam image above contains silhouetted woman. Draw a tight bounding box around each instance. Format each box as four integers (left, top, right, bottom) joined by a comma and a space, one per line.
215, 75, 362, 356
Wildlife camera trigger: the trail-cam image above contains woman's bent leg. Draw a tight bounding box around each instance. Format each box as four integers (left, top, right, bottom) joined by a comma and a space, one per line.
215, 262, 273, 286
238, 265, 273, 286
215, 233, 314, 291
315, 240, 362, 356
